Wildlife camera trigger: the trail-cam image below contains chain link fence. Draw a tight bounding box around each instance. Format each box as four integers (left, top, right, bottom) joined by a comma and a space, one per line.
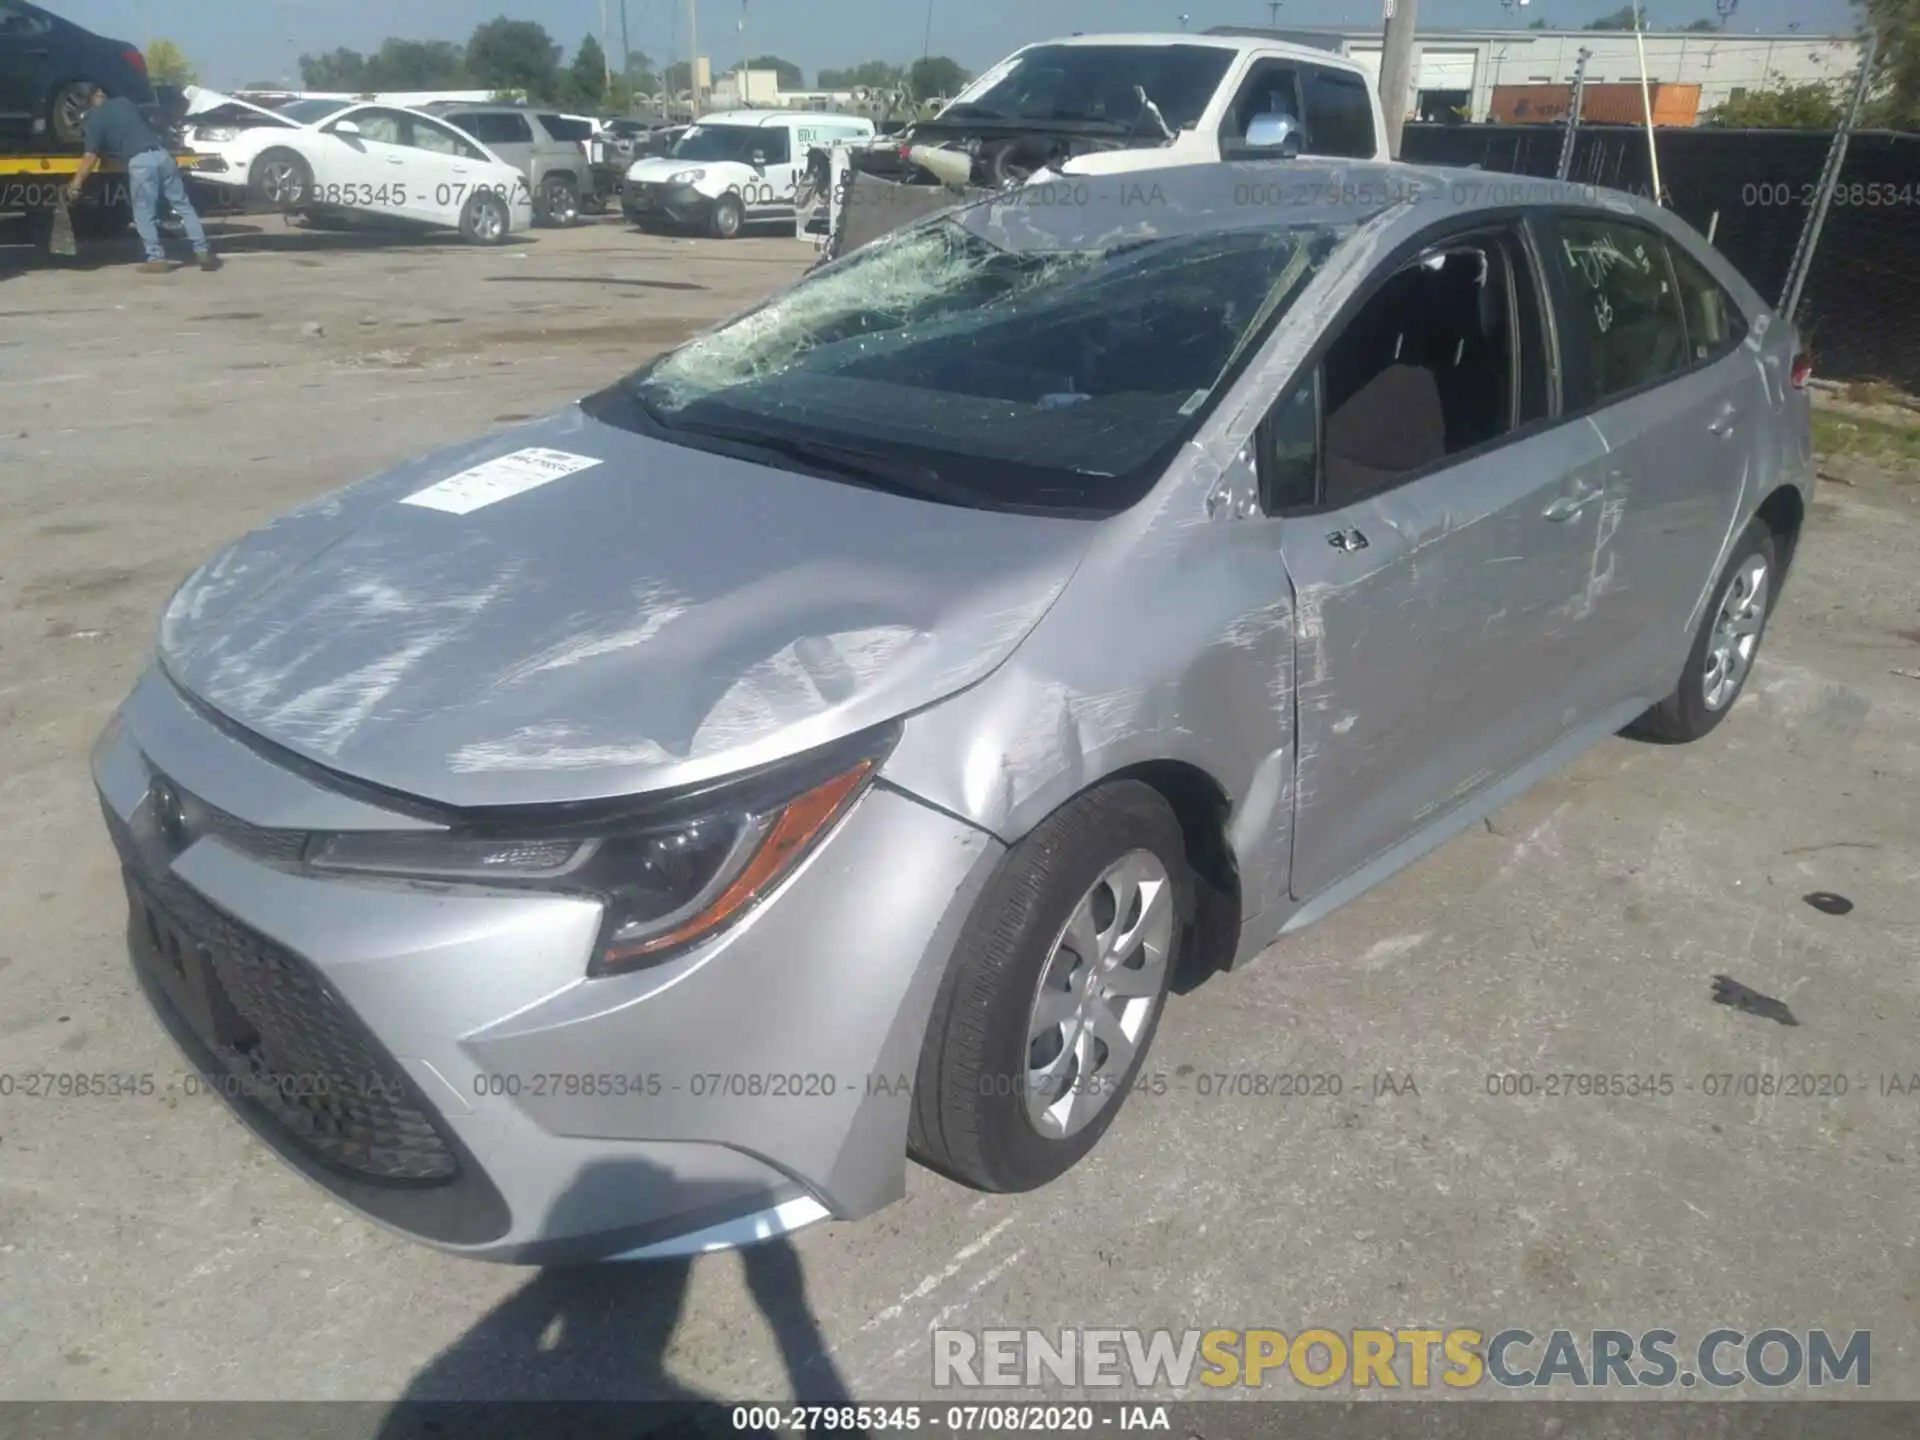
1400, 122, 1920, 393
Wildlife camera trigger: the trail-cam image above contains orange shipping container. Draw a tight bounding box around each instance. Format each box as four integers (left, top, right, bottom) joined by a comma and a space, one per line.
1488, 82, 1701, 126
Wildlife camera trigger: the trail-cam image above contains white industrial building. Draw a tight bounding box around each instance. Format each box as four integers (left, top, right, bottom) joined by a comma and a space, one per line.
1216, 25, 1863, 123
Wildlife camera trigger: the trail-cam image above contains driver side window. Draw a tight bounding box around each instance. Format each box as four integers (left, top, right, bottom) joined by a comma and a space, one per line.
756, 127, 792, 165
339, 109, 404, 145
1219, 60, 1301, 158
1259, 225, 1550, 511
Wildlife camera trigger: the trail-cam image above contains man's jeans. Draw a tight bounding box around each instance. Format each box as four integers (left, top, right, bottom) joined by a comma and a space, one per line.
126, 150, 208, 262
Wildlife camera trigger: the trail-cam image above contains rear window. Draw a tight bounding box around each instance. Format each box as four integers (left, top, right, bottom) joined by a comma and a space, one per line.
538, 114, 595, 141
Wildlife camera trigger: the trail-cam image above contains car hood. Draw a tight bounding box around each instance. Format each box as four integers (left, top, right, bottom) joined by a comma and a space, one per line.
158, 402, 1093, 809
626, 155, 747, 182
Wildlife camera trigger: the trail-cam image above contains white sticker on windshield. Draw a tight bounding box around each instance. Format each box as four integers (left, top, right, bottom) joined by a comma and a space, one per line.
400, 448, 603, 516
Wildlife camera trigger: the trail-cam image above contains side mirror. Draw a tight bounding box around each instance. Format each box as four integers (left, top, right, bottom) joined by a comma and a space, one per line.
1244, 112, 1303, 158
332, 119, 362, 138
750, 149, 766, 168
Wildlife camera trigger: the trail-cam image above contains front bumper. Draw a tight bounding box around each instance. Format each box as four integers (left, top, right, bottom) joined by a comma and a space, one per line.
622, 180, 713, 227
95, 668, 1001, 1263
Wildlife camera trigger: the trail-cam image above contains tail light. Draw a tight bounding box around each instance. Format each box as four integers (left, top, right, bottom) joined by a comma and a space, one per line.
124, 47, 147, 75
1789, 352, 1813, 389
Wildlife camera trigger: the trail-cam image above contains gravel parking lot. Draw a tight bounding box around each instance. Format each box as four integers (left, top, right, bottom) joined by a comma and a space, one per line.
2, 212, 1918, 1411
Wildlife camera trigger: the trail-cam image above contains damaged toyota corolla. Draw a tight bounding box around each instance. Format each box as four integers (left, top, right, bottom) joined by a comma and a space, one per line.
95, 160, 1814, 1263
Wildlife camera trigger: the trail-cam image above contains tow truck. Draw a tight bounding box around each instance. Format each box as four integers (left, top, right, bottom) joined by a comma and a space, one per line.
3, 147, 211, 254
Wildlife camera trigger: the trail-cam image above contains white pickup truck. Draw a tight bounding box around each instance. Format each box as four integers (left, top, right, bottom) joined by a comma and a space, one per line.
801, 31, 1391, 257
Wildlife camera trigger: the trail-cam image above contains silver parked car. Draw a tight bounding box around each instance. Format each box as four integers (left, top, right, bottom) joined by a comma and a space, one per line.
95, 161, 1814, 1263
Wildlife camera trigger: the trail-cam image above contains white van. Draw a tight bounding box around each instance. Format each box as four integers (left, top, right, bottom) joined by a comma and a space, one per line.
622, 110, 876, 237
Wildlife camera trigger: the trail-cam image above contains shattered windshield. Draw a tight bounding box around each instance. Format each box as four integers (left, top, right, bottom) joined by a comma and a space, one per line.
945, 45, 1236, 130
629, 211, 1350, 515
668, 124, 766, 162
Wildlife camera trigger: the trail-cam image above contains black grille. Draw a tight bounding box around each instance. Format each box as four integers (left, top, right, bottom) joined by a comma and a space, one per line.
192, 795, 306, 864
119, 842, 459, 1186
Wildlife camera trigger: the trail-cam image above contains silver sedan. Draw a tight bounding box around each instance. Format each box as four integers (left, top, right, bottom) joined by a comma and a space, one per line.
94, 160, 1814, 1263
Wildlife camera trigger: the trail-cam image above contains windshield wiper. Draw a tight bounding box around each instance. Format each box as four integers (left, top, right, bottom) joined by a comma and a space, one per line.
637, 405, 998, 509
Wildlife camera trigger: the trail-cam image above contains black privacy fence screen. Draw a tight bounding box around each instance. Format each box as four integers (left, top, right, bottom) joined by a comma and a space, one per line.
1400, 122, 1920, 393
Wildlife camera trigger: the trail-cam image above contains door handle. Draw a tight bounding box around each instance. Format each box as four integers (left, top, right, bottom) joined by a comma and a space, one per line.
1707, 404, 1741, 437
1327, 527, 1369, 553
1542, 484, 1602, 522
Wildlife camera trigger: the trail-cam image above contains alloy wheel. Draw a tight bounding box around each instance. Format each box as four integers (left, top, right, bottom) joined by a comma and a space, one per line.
1023, 850, 1174, 1140
1702, 554, 1769, 710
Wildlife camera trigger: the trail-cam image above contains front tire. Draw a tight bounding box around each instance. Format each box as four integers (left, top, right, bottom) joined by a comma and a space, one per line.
251, 149, 313, 210
910, 781, 1190, 1193
1629, 517, 1777, 743
460, 192, 512, 245
708, 192, 744, 239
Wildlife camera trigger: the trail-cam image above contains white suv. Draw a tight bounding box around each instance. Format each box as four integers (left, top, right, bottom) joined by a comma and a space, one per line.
622, 110, 876, 238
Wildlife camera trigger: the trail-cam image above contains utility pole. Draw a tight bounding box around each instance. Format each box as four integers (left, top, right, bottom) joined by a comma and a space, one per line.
600, 0, 614, 96
620, 0, 632, 106
687, 0, 700, 118
1267, 0, 1281, 23
1556, 46, 1590, 180
1377, 0, 1419, 159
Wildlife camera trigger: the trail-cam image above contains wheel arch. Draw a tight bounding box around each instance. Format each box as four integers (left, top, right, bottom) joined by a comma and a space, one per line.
1754, 482, 1806, 591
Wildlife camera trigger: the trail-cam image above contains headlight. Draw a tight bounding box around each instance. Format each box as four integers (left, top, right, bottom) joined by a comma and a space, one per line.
304, 727, 894, 974
194, 126, 239, 142
668, 167, 706, 185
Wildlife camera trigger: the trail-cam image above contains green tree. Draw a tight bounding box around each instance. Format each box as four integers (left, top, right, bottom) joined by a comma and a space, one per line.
1585, 5, 1643, 27
906, 55, 968, 102
818, 60, 906, 88
467, 18, 563, 101
145, 39, 197, 87
1703, 79, 1845, 126
363, 38, 470, 89
1527, 16, 1550, 27
1859, 0, 1920, 129
562, 34, 610, 109
743, 54, 804, 89
299, 47, 369, 89
625, 50, 661, 97
663, 59, 694, 96
1682, 16, 1720, 28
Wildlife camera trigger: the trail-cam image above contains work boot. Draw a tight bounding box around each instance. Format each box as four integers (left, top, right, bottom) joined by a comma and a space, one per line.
137, 260, 170, 274
197, 252, 221, 272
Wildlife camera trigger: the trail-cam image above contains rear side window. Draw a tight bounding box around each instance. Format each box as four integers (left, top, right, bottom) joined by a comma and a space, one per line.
457, 112, 532, 145
0, 2, 52, 36
537, 114, 594, 141
1666, 242, 1748, 362
1540, 214, 1689, 410
1302, 67, 1376, 158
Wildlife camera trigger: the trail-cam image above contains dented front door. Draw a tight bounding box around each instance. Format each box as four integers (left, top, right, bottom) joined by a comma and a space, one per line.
1277, 420, 1613, 904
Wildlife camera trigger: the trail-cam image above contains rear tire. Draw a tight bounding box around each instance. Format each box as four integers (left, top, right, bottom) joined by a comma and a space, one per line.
460, 192, 512, 246
909, 781, 1190, 1193
1628, 517, 1777, 744
49, 79, 94, 145
251, 149, 313, 210
537, 175, 580, 227
708, 192, 744, 239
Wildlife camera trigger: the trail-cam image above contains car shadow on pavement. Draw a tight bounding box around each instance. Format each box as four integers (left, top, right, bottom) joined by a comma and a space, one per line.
375, 1159, 854, 1434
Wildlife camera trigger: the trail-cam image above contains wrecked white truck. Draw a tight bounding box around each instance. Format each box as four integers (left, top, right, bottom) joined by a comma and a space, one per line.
798, 30, 1391, 261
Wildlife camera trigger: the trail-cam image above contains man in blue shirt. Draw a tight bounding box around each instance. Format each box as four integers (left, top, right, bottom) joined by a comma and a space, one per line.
66, 85, 218, 272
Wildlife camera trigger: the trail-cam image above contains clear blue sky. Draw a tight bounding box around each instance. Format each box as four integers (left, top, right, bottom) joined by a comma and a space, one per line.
61, 0, 1859, 90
